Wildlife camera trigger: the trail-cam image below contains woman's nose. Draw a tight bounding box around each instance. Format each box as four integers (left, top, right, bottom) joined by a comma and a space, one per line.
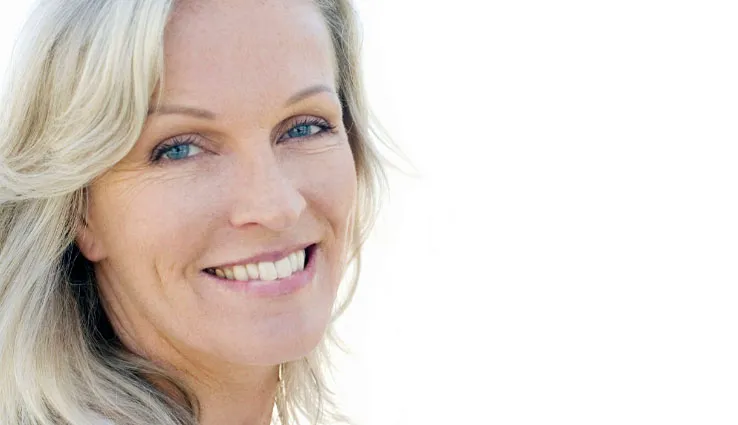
227, 152, 307, 232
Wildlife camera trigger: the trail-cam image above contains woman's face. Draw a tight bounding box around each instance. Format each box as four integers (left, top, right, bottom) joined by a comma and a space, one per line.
77, 0, 356, 368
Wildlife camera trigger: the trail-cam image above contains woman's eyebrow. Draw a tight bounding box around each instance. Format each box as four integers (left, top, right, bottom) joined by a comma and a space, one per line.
284, 84, 336, 107
147, 85, 337, 119
148, 105, 216, 119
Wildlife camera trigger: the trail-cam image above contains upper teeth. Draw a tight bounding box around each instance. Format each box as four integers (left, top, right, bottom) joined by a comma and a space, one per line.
212, 249, 306, 282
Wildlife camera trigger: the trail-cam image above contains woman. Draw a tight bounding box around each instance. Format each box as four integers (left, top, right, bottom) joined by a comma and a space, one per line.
0, 0, 387, 423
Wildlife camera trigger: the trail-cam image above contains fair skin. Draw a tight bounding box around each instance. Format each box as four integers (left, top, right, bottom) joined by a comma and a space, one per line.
75, 1, 357, 424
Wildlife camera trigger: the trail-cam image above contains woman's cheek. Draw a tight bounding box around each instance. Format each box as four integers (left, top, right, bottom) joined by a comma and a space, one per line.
291, 144, 356, 220
98, 172, 212, 248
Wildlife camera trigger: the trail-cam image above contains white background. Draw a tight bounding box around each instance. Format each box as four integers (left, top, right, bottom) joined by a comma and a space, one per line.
2, 1, 738, 424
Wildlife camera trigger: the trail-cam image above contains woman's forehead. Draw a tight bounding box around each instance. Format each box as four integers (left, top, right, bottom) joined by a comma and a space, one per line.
161, 0, 337, 114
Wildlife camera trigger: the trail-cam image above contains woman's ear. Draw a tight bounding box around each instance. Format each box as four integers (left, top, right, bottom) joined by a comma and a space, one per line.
75, 213, 107, 263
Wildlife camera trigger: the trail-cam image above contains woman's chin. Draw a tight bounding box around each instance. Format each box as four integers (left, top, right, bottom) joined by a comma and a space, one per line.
200, 318, 330, 366
218, 340, 324, 367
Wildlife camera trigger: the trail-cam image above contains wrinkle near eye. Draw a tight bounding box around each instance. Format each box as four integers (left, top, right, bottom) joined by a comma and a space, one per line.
281, 135, 349, 157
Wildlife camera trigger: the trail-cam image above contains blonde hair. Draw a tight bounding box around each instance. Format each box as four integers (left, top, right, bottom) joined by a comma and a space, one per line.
0, 0, 388, 424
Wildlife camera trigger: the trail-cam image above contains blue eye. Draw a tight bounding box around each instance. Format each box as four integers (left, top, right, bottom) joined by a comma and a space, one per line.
152, 139, 203, 162
287, 124, 321, 138
282, 118, 336, 142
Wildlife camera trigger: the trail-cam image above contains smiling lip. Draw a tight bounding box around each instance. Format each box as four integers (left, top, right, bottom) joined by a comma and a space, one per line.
204, 244, 318, 297
205, 242, 317, 270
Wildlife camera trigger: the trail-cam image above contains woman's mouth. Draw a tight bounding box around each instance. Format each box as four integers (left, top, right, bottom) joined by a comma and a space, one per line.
204, 244, 317, 282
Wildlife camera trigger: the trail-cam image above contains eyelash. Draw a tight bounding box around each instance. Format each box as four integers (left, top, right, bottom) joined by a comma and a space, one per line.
150, 117, 338, 163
